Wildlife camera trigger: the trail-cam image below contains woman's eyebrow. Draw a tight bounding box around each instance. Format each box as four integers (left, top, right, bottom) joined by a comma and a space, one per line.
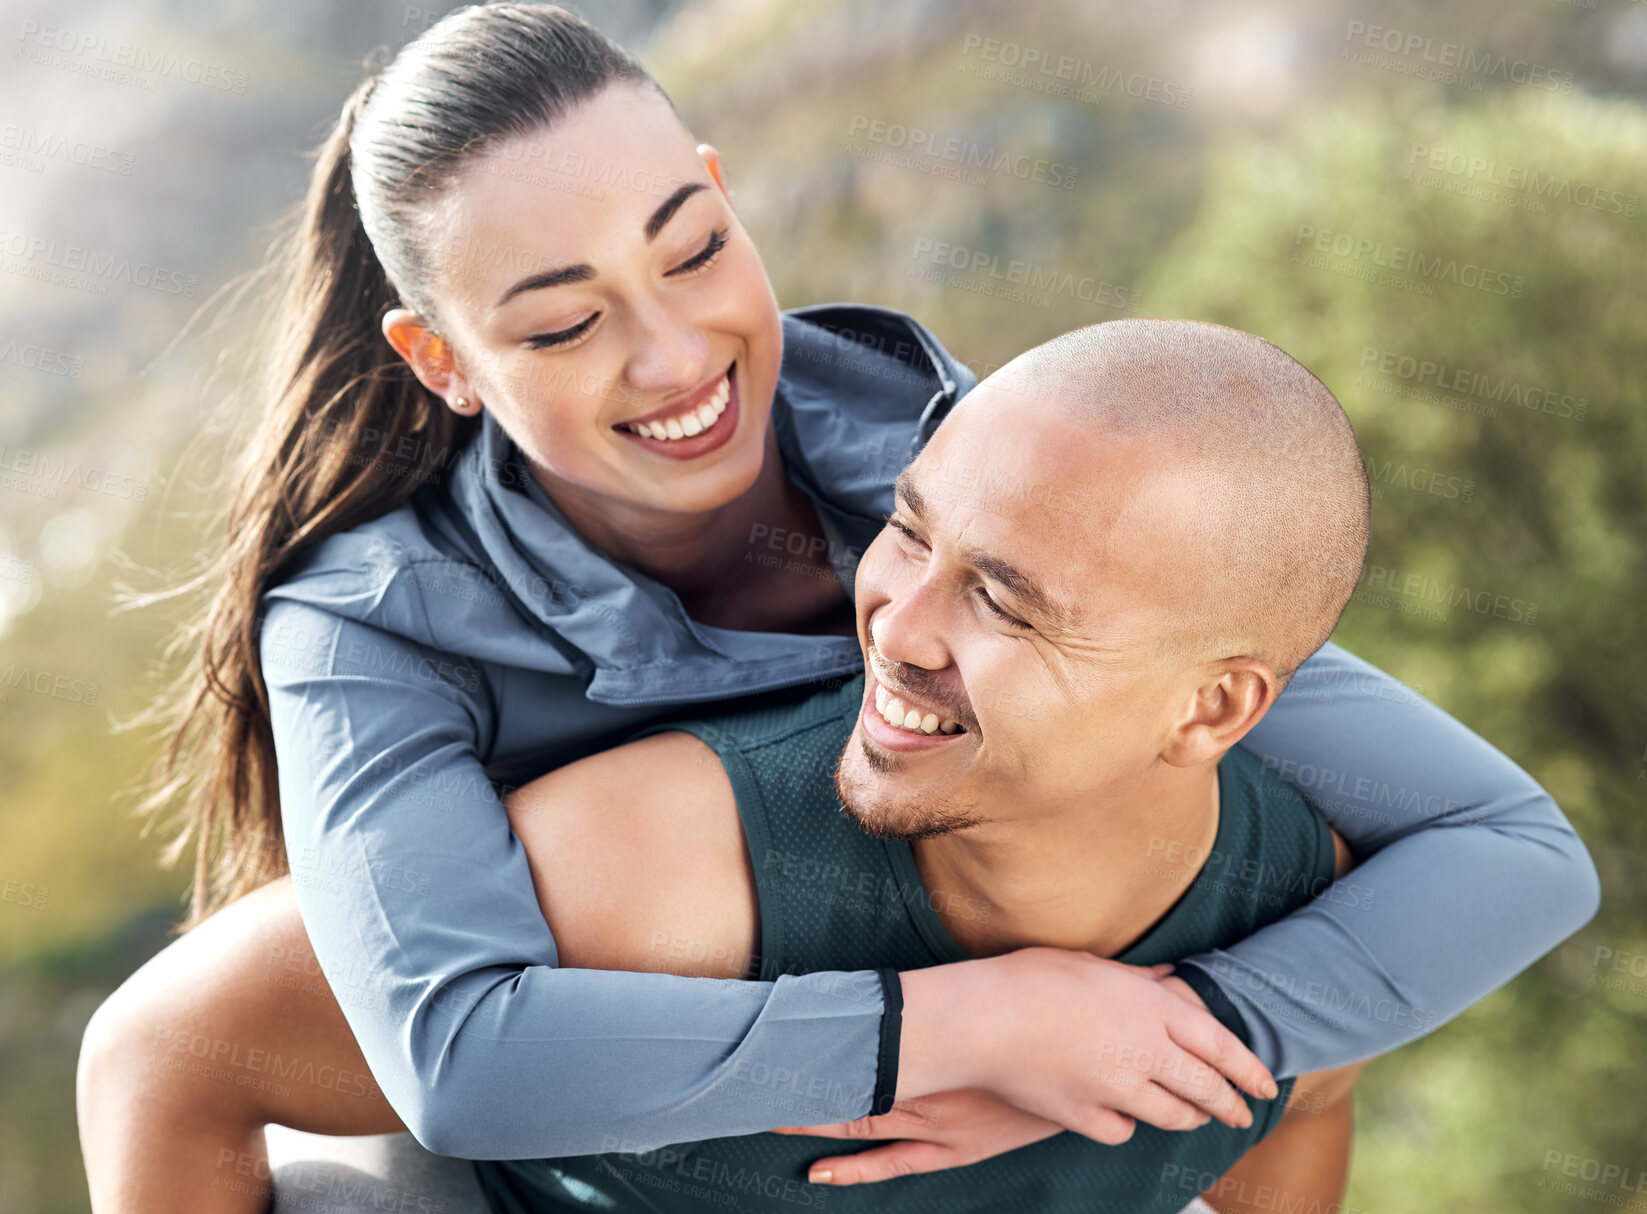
644, 182, 707, 240
494, 182, 710, 308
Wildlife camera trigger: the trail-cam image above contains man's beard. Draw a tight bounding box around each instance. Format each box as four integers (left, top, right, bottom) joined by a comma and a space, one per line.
832, 733, 984, 842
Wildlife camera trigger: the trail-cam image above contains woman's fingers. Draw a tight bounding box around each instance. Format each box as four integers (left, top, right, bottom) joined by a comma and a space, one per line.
1162, 993, 1278, 1104
774, 1089, 1066, 1184
1091, 1077, 1217, 1134
800, 1139, 959, 1185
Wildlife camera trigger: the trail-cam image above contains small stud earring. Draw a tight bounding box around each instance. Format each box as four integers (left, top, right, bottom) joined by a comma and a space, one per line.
454, 396, 471, 412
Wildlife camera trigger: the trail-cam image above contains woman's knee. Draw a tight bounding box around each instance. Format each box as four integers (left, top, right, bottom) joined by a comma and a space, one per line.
78, 877, 309, 1125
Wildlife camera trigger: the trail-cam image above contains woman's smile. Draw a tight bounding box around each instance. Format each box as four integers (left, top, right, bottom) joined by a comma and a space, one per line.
613, 362, 740, 461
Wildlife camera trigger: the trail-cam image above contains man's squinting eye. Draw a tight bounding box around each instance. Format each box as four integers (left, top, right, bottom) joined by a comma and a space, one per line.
523, 229, 731, 349
975, 586, 1030, 629
886, 514, 924, 547
666, 227, 729, 277
887, 514, 1030, 629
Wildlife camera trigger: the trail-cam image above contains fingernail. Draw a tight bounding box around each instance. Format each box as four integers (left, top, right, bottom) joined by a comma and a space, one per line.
1263, 1079, 1279, 1099
809, 1169, 833, 1185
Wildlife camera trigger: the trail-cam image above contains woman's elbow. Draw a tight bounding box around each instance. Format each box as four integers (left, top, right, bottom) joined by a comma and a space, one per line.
1522, 789, 1602, 936
1551, 822, 1603, 934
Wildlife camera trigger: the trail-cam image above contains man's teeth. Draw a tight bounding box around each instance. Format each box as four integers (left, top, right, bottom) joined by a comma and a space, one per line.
873, 682, 962, 736
625, 374, 731, 440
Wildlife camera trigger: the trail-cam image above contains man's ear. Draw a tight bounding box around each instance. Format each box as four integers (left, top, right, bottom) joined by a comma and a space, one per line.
382, 309, 479, 415
1159, 657, 1281, 768
698, 143, 730, 197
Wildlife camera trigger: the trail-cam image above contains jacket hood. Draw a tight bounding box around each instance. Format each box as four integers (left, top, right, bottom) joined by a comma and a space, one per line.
261, 303, 974, 707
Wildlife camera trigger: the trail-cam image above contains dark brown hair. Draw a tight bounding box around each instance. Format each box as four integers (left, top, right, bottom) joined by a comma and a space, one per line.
127, 4, 655, 926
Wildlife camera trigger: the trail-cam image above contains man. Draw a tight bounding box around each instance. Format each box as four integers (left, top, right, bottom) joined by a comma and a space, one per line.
485, 319, 1372, 1212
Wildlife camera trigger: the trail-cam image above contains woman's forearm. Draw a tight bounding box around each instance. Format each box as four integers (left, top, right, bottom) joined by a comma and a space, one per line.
1199, 640, 1599, 1076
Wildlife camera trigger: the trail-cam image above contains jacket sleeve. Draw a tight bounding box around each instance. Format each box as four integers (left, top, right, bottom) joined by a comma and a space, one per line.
1179, 640, 1601, 1078
261, 597, 890, 1158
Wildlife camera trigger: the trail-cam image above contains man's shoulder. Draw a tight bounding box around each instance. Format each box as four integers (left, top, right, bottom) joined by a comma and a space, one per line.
661, 673, 868, 760
503, 730, 758, 979
1220, 744, 1349, 880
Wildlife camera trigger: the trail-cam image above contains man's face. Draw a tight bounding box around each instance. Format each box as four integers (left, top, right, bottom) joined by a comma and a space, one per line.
836, 378, 1212, 841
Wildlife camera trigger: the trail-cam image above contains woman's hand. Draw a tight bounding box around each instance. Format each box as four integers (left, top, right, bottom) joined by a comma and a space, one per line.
771, 1088, 1069, 1185
891, 948, 1275, 1154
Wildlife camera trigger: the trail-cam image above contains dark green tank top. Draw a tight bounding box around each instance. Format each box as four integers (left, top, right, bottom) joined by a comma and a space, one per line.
473, 673, 1335, 1214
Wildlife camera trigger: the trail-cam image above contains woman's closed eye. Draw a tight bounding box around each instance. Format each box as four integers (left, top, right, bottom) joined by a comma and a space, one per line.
526, 313, 599, 350
666, 227, 728, 278
522, 229, 731, 350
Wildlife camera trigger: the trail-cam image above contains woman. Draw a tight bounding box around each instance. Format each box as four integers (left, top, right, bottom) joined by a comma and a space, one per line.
76, 5, 1598, 1213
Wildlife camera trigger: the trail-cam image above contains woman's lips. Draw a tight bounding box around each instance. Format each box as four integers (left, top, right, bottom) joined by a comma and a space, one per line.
615, 364, 739, 461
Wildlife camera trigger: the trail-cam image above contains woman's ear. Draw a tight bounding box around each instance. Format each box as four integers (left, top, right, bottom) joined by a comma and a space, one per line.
382, 309, 479, 414
698, 143, 730, 196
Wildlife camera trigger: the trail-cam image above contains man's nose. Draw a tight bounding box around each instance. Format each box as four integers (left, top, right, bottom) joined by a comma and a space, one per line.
869, 573, 954, 678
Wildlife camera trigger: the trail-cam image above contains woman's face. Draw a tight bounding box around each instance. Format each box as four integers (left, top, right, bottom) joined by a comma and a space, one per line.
397, 82, 784, 520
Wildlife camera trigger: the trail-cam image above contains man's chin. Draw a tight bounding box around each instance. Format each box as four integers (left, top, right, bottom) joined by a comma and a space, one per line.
833, 735, 983, 842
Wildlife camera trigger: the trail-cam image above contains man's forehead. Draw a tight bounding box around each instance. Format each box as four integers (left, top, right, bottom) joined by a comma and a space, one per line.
902, 392, 1198, 629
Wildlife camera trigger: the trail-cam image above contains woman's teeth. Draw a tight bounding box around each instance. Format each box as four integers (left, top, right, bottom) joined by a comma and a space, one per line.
624, 374, 731, 440
874, 682, 962, 736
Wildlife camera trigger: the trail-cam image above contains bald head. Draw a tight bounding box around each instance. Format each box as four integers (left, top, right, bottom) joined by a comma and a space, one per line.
991, 319, 1369, 683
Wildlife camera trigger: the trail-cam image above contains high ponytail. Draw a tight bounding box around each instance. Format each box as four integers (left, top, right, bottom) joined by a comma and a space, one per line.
123, 5, 658, 926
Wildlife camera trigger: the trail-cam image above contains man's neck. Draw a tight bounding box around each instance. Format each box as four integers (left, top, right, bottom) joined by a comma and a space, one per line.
911, 763, 1221, 960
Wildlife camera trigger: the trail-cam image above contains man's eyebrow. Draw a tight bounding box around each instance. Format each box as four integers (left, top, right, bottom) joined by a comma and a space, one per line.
893, 470, 1078, 630
966, 548, 1078, 631
493, 183, 709, 308
893, 469, 928, 522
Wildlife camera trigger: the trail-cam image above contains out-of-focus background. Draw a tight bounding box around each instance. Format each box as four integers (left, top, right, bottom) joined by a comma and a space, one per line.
2, 0, 1643, 1209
